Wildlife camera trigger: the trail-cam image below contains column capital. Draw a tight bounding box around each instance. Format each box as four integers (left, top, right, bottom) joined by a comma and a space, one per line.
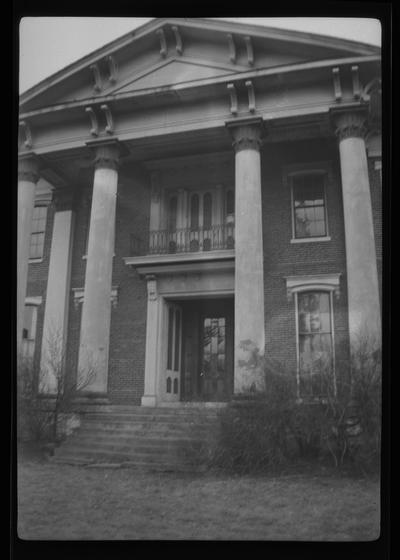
86, 139, 127, 171
225, 116, 264, 153
18, 153, 41, 183
330, 106, 368, 141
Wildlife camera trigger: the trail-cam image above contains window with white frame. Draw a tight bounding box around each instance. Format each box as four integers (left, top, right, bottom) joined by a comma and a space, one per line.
296, 291, 334, 398
291, 173, 328, 239
21, 298, 41, 360
29, 205, 48, 259
285, 274, 340, 400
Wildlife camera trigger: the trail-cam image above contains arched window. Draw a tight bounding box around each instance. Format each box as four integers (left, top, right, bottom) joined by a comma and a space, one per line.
168, 196, 177, 232
226, 189, 235, 217
203, 192, 212, 229
190, 194, 199, 230
285, 273, 340, 400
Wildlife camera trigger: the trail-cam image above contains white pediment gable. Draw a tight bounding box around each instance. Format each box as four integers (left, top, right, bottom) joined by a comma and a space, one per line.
20, 18, 380, 113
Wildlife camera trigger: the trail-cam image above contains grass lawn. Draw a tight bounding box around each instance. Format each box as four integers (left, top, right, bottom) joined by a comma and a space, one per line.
16, 456, 380, 541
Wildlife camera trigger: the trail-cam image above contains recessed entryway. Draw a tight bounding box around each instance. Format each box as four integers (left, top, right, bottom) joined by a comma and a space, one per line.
164, 297, 234, 403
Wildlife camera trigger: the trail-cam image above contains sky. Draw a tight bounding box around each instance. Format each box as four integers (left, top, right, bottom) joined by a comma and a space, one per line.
19, 17, 381, 94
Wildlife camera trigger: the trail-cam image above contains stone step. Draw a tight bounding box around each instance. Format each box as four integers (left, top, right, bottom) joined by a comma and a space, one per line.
83, 412, 219, 424
57, 438, 206, 455
52, 407, 219, 470
79, 420, 217, 433
62, 432, 207, 447
51, 455, 204, 472
53, 447, 198, 465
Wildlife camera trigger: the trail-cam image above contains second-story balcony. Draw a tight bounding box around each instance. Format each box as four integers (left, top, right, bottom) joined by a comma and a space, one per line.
130, 223, 235, 257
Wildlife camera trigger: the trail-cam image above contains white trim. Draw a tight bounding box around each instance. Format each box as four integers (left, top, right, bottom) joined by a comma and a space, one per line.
285, 273, 341, 302
25, 296, 42, 306
293, 288, 337, 400
284, 161, 332, 242
290, 236, 331, 244
28, 258, 44, 264
124, 250, 235, 269
72, 286, 119, 309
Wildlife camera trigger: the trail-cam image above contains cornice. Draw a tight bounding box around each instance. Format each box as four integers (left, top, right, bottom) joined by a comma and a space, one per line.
20, 55, 380, 121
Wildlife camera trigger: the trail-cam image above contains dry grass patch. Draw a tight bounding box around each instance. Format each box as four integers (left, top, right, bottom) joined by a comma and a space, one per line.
17, 460, 380, 541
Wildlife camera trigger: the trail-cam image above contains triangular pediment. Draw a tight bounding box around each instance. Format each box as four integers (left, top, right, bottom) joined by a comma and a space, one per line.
20, 17, 380, 113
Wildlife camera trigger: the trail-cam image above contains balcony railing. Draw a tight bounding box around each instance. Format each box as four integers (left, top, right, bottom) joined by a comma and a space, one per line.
130, 224, 235, 256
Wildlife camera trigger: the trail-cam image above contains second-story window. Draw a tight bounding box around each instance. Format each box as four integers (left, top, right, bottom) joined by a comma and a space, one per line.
226, 189, 235, 220
203, 192, 212, 229
29, 205, 48, 259
292, 174, 328, 239
168, 195, 177, 232
190, 194, 199, 230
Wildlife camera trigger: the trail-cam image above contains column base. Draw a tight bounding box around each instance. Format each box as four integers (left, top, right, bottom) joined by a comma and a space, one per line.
141, 395, 157, 407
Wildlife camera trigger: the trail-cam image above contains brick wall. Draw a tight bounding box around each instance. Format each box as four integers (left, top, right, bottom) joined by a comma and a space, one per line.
64, 164, 150, 404
261, 138, 350, 373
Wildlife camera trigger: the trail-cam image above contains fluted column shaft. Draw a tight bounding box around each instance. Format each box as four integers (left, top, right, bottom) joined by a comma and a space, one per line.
333, 108, 381, 349
78, 142, 120, 393
227, 118, 265, 393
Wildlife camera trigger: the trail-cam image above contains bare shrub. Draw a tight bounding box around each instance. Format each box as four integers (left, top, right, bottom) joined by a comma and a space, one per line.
17, 328, 96, 447
211, 336, 381, 474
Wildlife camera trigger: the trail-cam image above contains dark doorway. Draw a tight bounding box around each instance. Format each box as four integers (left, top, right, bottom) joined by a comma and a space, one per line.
180, 298, 234, 402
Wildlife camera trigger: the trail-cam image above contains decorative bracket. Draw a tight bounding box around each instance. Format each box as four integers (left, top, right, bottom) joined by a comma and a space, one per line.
107, 55, 118, 84
100, 104, 114, 134
332, 67, 342, 101
90, 63, 102, 92
171, 25, 183, 55
19, 120, 32, 148
245, 80, 256, 113
227, 34, 236, 64
72, 286, 119, 309
227, 83, 238, 115
85, 106, 99, 137
351, 65, 361, 100
156, 28, 167, 58
244, 36, 254, 66
146, 275, 158, 302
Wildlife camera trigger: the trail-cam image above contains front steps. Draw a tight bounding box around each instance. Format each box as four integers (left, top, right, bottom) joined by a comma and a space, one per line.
51, 405, 222, 472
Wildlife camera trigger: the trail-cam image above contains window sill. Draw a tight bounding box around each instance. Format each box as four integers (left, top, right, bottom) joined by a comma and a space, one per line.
290, 236, 331, 244
82, 254, 115, 260
29, 258, 44, 264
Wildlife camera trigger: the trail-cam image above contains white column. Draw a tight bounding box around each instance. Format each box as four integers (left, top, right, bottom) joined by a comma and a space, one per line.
333, 108, 381, 349
17, 155, 40, 357
141, 276, 160, 407
77, 142, 120, 394
227, 117, 265, 393
39, 188, 75, 393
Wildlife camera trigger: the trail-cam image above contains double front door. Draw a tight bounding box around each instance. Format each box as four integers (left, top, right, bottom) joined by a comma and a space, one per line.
164, 298, 233, 402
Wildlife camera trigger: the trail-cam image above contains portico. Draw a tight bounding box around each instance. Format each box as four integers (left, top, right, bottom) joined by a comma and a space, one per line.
18, 18, 381, 408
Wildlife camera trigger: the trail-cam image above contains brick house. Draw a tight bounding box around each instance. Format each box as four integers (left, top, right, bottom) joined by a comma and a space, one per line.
18, 18, 381, 413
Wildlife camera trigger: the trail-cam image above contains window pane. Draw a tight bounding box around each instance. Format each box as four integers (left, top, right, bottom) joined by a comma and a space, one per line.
174, 309, 180, 372
23, 305, 35, 339
168, 196, 177, 232
203, 193, 212, 229
293, 175, 326, 238
226, 190, 234, 215
190, 194, 199, 230
298, 291, 333, 397
167, 307, 174, 369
